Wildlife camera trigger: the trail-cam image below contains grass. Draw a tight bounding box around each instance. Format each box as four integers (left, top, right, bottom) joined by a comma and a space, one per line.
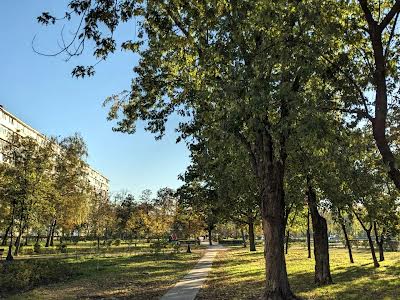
2, 248, 204, 299
196, 245, 400, 300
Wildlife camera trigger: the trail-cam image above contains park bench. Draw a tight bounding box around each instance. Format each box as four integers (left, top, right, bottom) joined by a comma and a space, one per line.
0, 248, 4, 259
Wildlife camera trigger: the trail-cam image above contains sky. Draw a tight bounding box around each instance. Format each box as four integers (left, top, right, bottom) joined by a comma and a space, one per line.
0, 1, 190, 197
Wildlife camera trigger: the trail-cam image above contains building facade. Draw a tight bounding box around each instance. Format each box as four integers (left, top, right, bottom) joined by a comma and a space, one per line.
0, 105, 109, 195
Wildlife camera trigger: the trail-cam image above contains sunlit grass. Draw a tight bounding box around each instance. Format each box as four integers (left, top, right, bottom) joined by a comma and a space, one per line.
6, 249, 204, 300
197, 245, 400, 300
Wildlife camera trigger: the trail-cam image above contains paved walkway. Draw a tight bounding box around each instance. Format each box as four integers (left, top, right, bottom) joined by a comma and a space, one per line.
160, 244, 225, 300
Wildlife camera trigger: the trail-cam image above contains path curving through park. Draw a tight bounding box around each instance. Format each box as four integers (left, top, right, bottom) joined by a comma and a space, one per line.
160, 244, 226, 300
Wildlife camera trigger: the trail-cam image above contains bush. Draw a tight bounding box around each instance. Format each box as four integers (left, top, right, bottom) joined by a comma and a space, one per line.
58, 243, 67, 253
172, 243, 181, 254
113, 239, 121, 247
0, 259, 79, 296
33, 243, 41, 254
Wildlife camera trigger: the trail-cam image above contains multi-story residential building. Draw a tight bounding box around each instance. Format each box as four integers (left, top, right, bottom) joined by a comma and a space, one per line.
0, 105, 109, 195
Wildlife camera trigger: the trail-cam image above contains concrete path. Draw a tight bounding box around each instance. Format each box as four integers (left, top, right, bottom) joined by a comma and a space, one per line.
160, 245, 225, 300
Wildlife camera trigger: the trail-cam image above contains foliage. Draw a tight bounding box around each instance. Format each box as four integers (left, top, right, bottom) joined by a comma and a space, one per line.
0, 259, 79, 296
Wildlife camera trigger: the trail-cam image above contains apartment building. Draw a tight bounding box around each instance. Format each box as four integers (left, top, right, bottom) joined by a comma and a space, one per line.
0, 105, 109, 195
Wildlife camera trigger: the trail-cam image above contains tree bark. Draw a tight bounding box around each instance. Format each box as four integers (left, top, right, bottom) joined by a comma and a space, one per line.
241, 227, 247, 247
261, 163, 298, 299
248, 219, 256, 252
306, 208, 311, 259
50, 220, 56, 246
1, 222, 11, 246
45, 223, 52, 247
366, 228, 380, 267
358, 1, 400, 190
307, 178, 332, 285
208, 228, 212, 246
14, 220, 26, 256
341, 223, 354, 263
354, 212, 380, 267
285, 230, 290, 255
373, 222, 385, 261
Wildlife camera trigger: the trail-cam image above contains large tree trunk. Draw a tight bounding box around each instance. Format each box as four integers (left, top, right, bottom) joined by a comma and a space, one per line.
306, 208, 311, 258
261, 164, 298, 299
307, 178, 332, 285
248, 219, 256, 252
373, 222, 385, 261
341, 223, 354, 263
208, 228, 212, 246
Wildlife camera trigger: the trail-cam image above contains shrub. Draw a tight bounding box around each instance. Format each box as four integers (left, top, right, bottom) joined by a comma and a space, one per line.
113, 239, 121, 246
58, 243, 67, 253
0, 259, 79, 297
33, 243, 41, 254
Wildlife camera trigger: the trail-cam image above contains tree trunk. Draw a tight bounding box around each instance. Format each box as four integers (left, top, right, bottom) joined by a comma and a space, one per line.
14, 221, 26, 256
208, 228, 212, 246
50, 220, 56, 246
366, 228, 380, 267
373, 222, 384, 262
261, 164, 298, 299
45, 223, 52, 247
285, 230, 290, 255
357, 3, 400, 190
241, 227, 247, 247
354, 212, 380, 267
24, 234, 29, 246
341, 223, 354, 263
1, 223, 12, 246
6, 202, 16, 261
14, 232, 22, 256
307, 178, 332, 285
306, 209, 311, 259
248, 220, 256, 252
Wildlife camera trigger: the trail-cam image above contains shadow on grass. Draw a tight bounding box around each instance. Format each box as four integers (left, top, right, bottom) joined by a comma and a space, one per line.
196, 249, 400, 300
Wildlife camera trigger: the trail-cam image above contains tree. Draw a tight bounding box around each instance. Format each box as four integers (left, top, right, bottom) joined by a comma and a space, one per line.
89, 191, 114, 248
36, 1, 362, 298
46, 133, 91, 246
181, 129, 260, 251
0, 134, 56, 258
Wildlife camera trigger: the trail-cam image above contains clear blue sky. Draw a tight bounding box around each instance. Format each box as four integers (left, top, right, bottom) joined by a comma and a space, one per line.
0, 1, 190, 197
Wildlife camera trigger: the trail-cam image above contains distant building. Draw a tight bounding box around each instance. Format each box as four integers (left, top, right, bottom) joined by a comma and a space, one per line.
0, 105, 109, 195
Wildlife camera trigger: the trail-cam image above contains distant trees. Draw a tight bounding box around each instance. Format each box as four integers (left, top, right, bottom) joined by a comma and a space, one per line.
0, 133, 109, 259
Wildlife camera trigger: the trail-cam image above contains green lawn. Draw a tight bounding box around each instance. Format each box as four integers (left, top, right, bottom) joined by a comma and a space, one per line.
196, 245, 400, 300
2, 249, 204, 299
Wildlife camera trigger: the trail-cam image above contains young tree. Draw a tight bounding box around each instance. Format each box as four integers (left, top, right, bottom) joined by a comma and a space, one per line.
1, 134, 56, 257
46, 133, 91, 246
